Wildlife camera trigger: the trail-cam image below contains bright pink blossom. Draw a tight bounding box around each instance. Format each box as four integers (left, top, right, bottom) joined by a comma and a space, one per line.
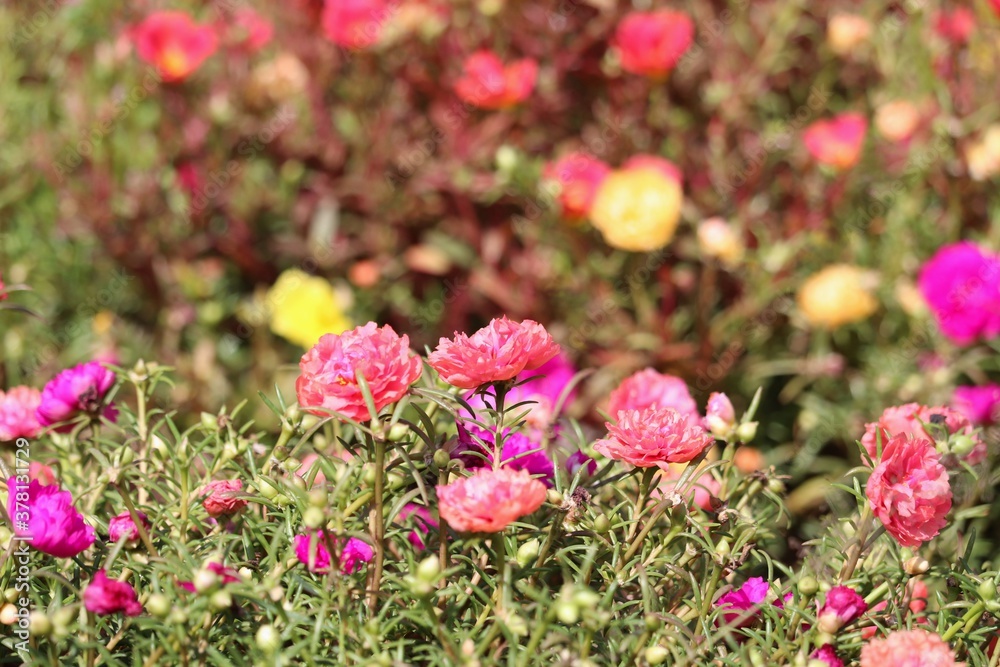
803, 113, 868, 169
606, 368, 698, 421
0, 386, 42, 441
862, 403, 985, 465
437, 467, 546, 533
296, 322, 422, 422
395, 504, 438, 550
131, 11, 218, 82
322, 0, 388, 49
566, 449, 597, 477
612, 10, 694, 78
866, 435, 952, 548
811, 645, 844, 667
83, 570, 143, 617
294, 531, 374, 574
934, 8, 975, 44
228, 9, 273, 52
464, 352, 577, 432
714, 577, 774, 627
817, 585, 868, 633
454, 51, 537, 110
917, 242, 1000, 345
544, 153, 611, 219
953, 385, 1000, 425
860, 629, 964, 667
595, 408, 715, 469
429, 317, 559, 389
7, 477, 95, 558
108, 511, 151, 546
201, 479, 247, 518
36, 361, 117, 430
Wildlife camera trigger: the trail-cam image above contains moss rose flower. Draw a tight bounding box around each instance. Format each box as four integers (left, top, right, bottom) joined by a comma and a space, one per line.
803, 113, 868, 169
595, 408, 715, 469
454, 51, 538, 110
296, 322, 422, 422
917, 242, 1000, 345
36, 361, 117, 430
860, 629, 964, 667
131, 11, 218, 82
0, 386, 42, 441
7, 477, 95, 558
866, 435, 952, 548
201, 479, 248, 518
295, 531, 374, 574
606, 368, 698, 421
83, 570, 143, 617
612, 10, 694, 78
437, 467, 546, 533
108, 511, 151, 546
862, 403, 985, 465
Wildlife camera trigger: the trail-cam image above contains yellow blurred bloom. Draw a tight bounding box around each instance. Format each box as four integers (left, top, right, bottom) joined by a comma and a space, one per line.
266, 269, 351, 348
92, 310, 115, 335
797, 264, 878, 329
589, 168, 682, 252
697, 217, 743, 267
827, 14, 872, 57
965, 125, 1000, 181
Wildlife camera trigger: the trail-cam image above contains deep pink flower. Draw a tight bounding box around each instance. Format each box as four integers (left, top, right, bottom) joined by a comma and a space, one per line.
860, 629, 964, 667
178, 562, 242, 592
131, 11, 218, 82
454, 425, 555, 484
803, 113, 868, 169
714, 577, 772, 627
818, 585, 868, 633
811, 645, 845, 667
429, 317, 559, 389
595, 408, 715, 469
437, 467, 546, 533
464, 352, 577, 433
566, 449, 597, 477
6, 477, 95, 558
294, 531, 374, 574
866, 435, 952, 548
862, 403, 985, 465
0, 386, 42, 441
228, 9, 273, 52
953, 385, 1000, 425
395, 504, 438, 550
322, 0, 388, 49
201, 479, 247, 518
934, 8, 975, 44
606, 368, 698, 421
917, 242, 1000, 345
622, 155, 682, 184
108, 511, 151, 546
612, 10, 694, 78
83, 570, 143, 617
454, 51, 538, 110
544, 153, 611, 219
296, 322, 422, 422
36, 361, 117, 430
0, 271, 6, 301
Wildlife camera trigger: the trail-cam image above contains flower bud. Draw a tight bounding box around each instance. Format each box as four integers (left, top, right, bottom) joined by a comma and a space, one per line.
387, 423, 409, 441
363, 466, 377, 486
193, 568, 219, 594
705, 392, 737, 437
209, 590, 233, 611
308, 489, 328, 508
3, 589, 16, 604
433, 449, 451, 470
593, 514, 611, 534
572, 587, 601, 609
28, 612, 51, 637
904, 556, 930, 575
827, 14, 872, 56
715, 538, 731, 559
406, 576, 434, 598
516, 539, 540, 568
644, 613, 660, 632
951, 434, 976, 457
547, 489, 563, 505
201, 412, 219, 431
978, 580, 997, 601
555, 599, 579, 625
303, 506, 325, 529
505, 613, 528, 636
798, 576, 819, 597
147, 593, 171, 619
417, 555, 441, 583
52, 607, 75, 632
256, 624, 281, 654
736, 421, 758, 443
817, 585, 867, 634
168, 608, 188, 624
645, 646, 669, 665
256, 477, 280, 500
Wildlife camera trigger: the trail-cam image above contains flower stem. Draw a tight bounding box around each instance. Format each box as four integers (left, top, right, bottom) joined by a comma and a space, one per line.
941, 601, 985, 642
367, 435, 387, 613
838, 504, 873, 583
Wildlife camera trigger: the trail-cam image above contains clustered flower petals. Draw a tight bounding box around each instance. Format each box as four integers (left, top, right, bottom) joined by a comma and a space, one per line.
294, 531, 374, 574
36, 362, 117, 430
132, 11, 218, 82
714, 577, 774, 628
544, 153, 611, 220
866, 435, 952, 548
395, 504, 438, 550
612, 9, 694, 78
454, 425, 555, 484
817, 585, 868, 633
918, 242, 1000, 345
201, 479, 248, 518
811, 644, 845, 667
862, 403, 985, 465
803, 113, 868, 169
454, 51, 538, 110
860, 629, 965, 667
83, 570, 143, 617
108, 511, 151, 546
595, 408, 714, 469
437, 467, 546, 533
606, 368, 698, 421
0, 386, 42, 441
7, 477, 95, 558
296, 322, 422, 422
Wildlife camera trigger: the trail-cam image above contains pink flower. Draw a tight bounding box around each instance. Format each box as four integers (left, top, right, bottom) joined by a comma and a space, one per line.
595, 408, 715, 469
108, 511, 151, 546
395, 504, 438, 550
454, 425, 555, 484
860, 629, 964, 667
322, 0, 388, 49
0, 386, 42, 441
0, 271, 6, 301
566, 449, 597, 477
201, 479, 247, 518
437, 467, 546, 533
811, 645, 844, 667
606, 368, 698, 421
612, 10, 694, 78
454, 51, 538, 110
934, 8, 975, 44
7, 477, 95, 558
229, 9, 273, 52
866, 435, 952, 548
29, 462, 57, 486
296, 322, 422, 422
131, 11, 218, 82
917, 242, 1000, 345
36, 361, 117, 430
714, 577, 774, 627
429, 317, 559, 389
294, 531, 374, 574
622, 155, 682, 184
178, 562, 242, 592
817, 585, 868, 633
544, 153, 611, 219
803, 113, 868, 169
83, 570, 143, 617
861, 403, 985, 465
704, 392, 736, 436
953, 385, 1000, 425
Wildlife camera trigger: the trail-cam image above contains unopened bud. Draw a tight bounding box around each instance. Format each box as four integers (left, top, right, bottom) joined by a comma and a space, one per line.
555, 599, 578, 625
308, 489, 328, 508
505, 613, 528, 636
516, 539, 540, 568
978, 580, 997, 601
715, 538, 731, 559
798, 576, 819, 597
547, 489, 563, 505
736, 421, 758, 443
433, 449, 451, 469
593, 514, 611, 534
904, 556, 930, 575
168, 608, 188, 624
572, 587, 600, 609
303, 507, 325, 529
705, 392, 737, 437
209, 590, 233, 611
201, 412, 219, 431
256, 624, 281, 654
363, 466, 377, 486
417, 555, 441, 583
951, 434, 976, 457
147, 593, 171, 619
28, 612, 51, 636
193, 569, 219, 593
644, 646, 669, 665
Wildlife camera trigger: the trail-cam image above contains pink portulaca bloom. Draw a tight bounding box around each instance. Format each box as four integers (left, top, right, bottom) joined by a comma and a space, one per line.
322, 0, 388, 50
108, 511, 151, 546
229, 9, 273, 52
714, 577, 785, 628
454, 425, 555, 484
612, 10, 694, 79
0, 386, 42, 441
201, 479, 248, 518
454, 51, 538, 110
862, 403, 985, 465
395, 504, 438, 550
817, 585, 868, 633
544, 153, 611, 220
429, 317, 559, 390
7, 477, 95, 558
860, 629, 964, 667
296, 322, 422, 422
606, 368, 698, 421
178, 562, 242, 592
36, 361, 117, 430
953, 385, 1000, 425
811, 645, 844, 667
294, 531, 374, 574
803, 113, 868, 169
131, 11, 218, 82
866, 435, 952, 548
437, 467, 546, 533
934, 8, 975, 45
595, 408, 715, 469
622, 155, 682, 183
704, 392, 736, 437
917, 242, 1000, 345
83, 570, 143, 617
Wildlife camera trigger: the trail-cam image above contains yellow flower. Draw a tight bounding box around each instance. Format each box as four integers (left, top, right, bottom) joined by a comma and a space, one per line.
965, 125, 1000, 181
697, 217, 743, 267
589, 168, 682, 252
266, 269, 351, 348
797, 264, 878, 329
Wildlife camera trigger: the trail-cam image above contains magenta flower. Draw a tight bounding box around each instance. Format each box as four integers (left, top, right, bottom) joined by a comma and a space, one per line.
566, 449, 597, 477
108, 511, 151, 546
294, 531, 374, 574
395, 504, 438, 550
811, 645, 845, 667
83, 570, 143, 617
453, 425, 555, 485
714, 577, 772, 627
0, 386, 42, 441
464, 352, 577, 431
7, 477, 95, 558
818, 585, 868, 633
36, 361, 117, 430
917, 242, 1000, 345
953, 384, 1000, 425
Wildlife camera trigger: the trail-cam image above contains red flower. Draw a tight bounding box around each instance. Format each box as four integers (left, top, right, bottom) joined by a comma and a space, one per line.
437, 467, 546, 533
543, 153, 611, 220
455, 51, 538, 110
612, 10, 694, 78
595, 408, 715, 469
201, 479, 248, 518
934, 8, 975, 44
131, 11, 218, 82
803, 113, 868, 169
322, 0, 389, 49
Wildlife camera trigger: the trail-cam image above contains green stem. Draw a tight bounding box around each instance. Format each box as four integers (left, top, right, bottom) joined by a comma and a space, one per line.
367, 436, 387, 612
519, 608, 556, 666
700, 564, 724, 620
115, 483, 158, 558
438, 466, 449, 577
941, 601, 985, 642
838, 504, 873, 583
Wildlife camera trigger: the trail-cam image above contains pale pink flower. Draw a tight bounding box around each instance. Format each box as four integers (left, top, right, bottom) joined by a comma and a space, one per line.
296, 322, 422, 422
803, 113, 868, 169
429, 317, 559, 389
704, 392, 736, 436
108, 511, 151, 546
454, 50, 537, 110
612, 10, 694, 78
862, 403, 985, 465
595, 408, 715, 469
866, 435, 952, 548
543, 153, 611, 220
201, 479, 247, 518
860, 629, 964, 667
83, 570, 143, 617
0, 386, 42, 441
7, 477, 95, 558
606, 368, 698, 421
437, 467, 546, 533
